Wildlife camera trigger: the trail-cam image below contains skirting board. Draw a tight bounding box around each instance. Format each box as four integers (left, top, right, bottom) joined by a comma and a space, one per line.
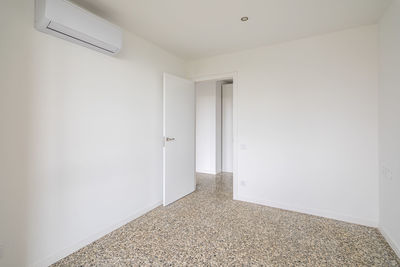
237, 195, 378, 227
379, 226, 400, 259
32, 201, 162, 267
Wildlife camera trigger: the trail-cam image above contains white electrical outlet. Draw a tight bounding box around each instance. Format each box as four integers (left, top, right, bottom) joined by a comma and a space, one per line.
240, 180, 246, 187
381, 164, 393, 181
387, 169, 393, 180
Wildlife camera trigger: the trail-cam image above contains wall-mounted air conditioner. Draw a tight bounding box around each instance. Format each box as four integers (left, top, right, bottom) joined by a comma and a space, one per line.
35, 0, 123, 55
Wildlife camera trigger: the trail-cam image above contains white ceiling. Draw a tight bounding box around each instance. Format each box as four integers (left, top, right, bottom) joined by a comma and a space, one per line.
73, 0, 392, 60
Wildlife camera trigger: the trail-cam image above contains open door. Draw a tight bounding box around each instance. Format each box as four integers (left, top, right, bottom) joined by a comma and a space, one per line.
163, 73, 195, 206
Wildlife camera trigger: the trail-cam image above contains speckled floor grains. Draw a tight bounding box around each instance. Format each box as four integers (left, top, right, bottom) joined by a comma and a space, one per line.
53, 173, 400, 266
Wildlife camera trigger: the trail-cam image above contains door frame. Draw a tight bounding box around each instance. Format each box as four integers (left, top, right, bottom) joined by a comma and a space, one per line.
192, 72, 238, 200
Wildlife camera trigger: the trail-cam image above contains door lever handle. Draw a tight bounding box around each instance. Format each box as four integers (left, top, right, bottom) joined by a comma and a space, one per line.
166, 137, 175, 142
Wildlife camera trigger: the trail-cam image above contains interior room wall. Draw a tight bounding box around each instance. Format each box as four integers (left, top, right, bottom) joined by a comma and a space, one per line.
196, 80, 218, 174
0, 1, 186, 266
222, 84, 233, 172
378, 0, 400, 257
188, 25, 379, 226
0, 1, 32, 266
216, 82, 223, 174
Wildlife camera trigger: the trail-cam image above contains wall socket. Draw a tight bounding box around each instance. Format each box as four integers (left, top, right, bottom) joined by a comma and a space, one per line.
381, 164, 393, 181
240, 180, 246, 187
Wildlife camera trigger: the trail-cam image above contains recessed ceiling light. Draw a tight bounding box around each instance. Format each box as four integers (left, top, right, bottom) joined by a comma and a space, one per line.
241, 17, 249, 22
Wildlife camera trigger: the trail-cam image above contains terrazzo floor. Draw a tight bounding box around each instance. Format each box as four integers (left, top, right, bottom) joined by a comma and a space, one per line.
53, 173, 400, 266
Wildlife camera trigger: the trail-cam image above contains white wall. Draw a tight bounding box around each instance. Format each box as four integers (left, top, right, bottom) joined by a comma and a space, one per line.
188, 25, 379, 226
379, 0, 400, 257
216, 82, 222, 174
196, 80, 218, 174
0, 1, 185, 266
0, 1, 31, 266
222, 84, 233, 172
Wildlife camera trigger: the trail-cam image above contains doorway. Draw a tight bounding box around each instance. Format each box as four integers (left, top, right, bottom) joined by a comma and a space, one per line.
194, 74, 236, 197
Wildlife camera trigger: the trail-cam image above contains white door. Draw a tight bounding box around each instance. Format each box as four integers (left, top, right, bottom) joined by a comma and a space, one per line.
163, 73, 195, 206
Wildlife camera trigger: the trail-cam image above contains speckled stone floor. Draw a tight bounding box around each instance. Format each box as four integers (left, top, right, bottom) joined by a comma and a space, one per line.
53, 173, 400, 266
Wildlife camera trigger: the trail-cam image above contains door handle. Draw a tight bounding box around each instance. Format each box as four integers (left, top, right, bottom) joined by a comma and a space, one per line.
166, 137, 175, 142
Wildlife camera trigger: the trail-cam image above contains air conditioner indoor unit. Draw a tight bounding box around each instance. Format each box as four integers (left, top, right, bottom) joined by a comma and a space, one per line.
35, 0, 123, 55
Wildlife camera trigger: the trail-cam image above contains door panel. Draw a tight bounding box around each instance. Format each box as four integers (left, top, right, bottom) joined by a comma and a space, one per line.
163, 73, 195, 206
